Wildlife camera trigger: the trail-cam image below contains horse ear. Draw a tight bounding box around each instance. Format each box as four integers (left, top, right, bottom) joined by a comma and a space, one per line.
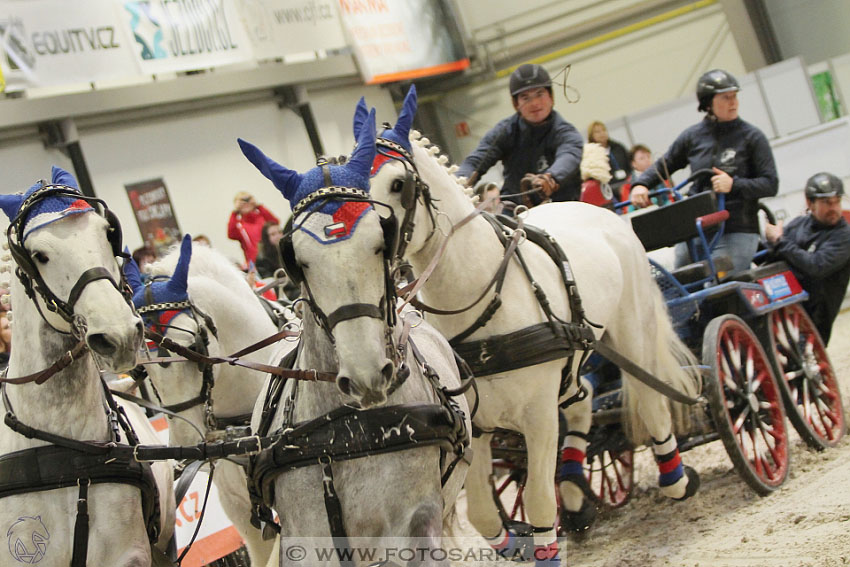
0, 194, 24, 221
123, 248, 144, 293
352, 97, 369, 139
238, 138, 302, 201
166, 234, 192, 296
394, 85, 417, 141
348, 108, 376, 179
51, 166, 79, 190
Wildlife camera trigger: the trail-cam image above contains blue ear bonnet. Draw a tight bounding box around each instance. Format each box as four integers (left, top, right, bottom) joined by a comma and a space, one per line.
378, 84, 417, 155
239, 107, 378, 245
125, 235, 193, 325
0, 166, 94, 241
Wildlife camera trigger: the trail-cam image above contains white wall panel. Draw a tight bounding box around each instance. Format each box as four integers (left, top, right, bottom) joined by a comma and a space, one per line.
1, 140, 73, 196
80, 101, 313, 263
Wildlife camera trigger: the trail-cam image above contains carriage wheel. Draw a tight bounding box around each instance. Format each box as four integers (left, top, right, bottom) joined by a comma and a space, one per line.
585, 448, 634, 508
703, 314, 790, 495
768, 304, 845, 449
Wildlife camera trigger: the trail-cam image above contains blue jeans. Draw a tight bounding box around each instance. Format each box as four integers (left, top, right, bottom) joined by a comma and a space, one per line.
674, 232, 759, 273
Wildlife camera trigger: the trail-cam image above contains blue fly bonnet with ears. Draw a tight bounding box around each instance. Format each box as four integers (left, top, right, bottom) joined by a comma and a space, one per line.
353, 85, 417, 176
124, 234, 192, 329
238, 108, 378, 246
0, 166, 94, 240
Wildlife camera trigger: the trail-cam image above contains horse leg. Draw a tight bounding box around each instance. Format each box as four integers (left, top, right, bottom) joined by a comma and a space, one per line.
557, 373, 597, 532
518, 400, 561, 565
464, 433, 503, 540
631, 381, 699, 500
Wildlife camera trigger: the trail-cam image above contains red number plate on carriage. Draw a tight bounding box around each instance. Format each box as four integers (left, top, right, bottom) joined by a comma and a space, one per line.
758, 270, 803, 301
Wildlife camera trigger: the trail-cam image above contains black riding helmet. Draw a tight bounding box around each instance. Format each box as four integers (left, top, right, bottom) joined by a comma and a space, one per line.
696, 69, 740, 112
805, 172, 845, 200
510, 64, 552, 97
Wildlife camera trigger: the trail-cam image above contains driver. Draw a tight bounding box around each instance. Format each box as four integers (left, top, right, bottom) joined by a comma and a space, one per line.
455, 63, 584, 210
764, 172, 850, 344
629, 69, 779, 272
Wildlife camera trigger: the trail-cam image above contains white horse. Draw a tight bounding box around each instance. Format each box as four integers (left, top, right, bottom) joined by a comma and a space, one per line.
363, 87, 702, 564
123, 235, 283, 567
239, 108, 471, 566
0, 168, 174, 567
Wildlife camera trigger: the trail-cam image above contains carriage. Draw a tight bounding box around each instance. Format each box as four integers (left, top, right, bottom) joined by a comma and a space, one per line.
490, 181, 846, 534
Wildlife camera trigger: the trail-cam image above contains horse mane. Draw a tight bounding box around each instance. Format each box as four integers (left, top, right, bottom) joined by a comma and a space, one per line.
408, 130, 478, 203
0, 240, 12, 318
148, 242, 257, 303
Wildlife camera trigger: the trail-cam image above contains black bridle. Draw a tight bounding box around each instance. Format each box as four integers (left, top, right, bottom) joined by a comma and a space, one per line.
280, 179, 410, 395
135, 287, 224, 429
6, 184, 130, 335
373, 136, 438, 270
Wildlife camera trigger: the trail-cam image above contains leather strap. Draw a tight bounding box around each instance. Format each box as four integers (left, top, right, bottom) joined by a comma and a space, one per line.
0, 340, 87, 385
326, 303, 383, 329
71, 479, 90, 567
320, 457, 354, 567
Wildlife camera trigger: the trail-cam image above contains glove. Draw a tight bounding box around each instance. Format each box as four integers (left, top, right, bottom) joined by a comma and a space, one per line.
532, 173, 559, 197
520, 173, 559, 208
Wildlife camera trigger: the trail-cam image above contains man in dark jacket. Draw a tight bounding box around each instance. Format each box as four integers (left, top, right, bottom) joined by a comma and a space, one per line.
456, 63, 584, 208
630, 69, 778, 271
765, 172, 850, 344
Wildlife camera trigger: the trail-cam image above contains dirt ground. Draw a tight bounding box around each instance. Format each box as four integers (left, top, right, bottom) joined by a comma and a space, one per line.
451, 309, 850, 567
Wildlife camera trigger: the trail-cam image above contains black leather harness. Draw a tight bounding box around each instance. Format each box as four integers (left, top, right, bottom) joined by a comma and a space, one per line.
247, 339, 470, 567
0, 379, 161, 567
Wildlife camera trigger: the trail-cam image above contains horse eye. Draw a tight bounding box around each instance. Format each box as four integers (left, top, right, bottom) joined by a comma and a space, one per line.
390, 178, 405, 194
32, 251, 49, 264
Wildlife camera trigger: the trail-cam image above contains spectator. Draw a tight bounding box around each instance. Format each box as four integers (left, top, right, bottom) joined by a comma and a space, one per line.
629, 69, 778, 272
192, 234, 212, 247
455, 63, 584, 210
764, 172, 850, 344
620, 144, 673, 210
0, 311, 11, 370
255, 222, 284, 279
227, 191, 280, 267
587, 120, 630, 196
131, 245, 157, 281
475, 182, 504, 215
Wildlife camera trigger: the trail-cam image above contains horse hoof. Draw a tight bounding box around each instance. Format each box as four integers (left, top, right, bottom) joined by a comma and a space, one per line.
674, 466, 700, 501
559, 498, 597, 533
489, 520, 535, 562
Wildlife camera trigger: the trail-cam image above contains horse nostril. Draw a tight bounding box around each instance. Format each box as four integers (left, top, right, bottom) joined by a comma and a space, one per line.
337, 376, 360, 399
87, 333, 117, 356
381, 361, 395, 383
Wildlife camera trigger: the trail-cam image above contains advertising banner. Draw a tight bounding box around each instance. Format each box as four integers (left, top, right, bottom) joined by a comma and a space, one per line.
125, 178, 182, 257
237, 0, 347, 61
119, 0, 255, 75
337, 0, 468, 84
0, 0, 140, 92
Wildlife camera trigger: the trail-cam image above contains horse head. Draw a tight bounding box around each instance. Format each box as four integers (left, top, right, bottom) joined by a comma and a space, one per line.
239, 108, 400, 408
0, 166, 143, 373
361, 85, 443, 260
125, 235, 217, 434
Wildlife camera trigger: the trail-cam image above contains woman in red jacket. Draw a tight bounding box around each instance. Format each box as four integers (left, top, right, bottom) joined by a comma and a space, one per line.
227, 191, 280, 267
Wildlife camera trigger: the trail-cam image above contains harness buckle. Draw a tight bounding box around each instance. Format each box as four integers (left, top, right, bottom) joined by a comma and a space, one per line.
133, 444, 153, 463
239, 435, 265, 457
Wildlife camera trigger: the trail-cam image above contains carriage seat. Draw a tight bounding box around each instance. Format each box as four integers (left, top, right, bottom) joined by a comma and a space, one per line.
629, 191, 718, 252
719, 261, 792, 283
670, 254, 735, 285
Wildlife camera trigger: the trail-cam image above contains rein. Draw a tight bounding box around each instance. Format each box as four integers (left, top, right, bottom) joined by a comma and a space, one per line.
142, 327, 336, 383
0, 339, 87, 385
